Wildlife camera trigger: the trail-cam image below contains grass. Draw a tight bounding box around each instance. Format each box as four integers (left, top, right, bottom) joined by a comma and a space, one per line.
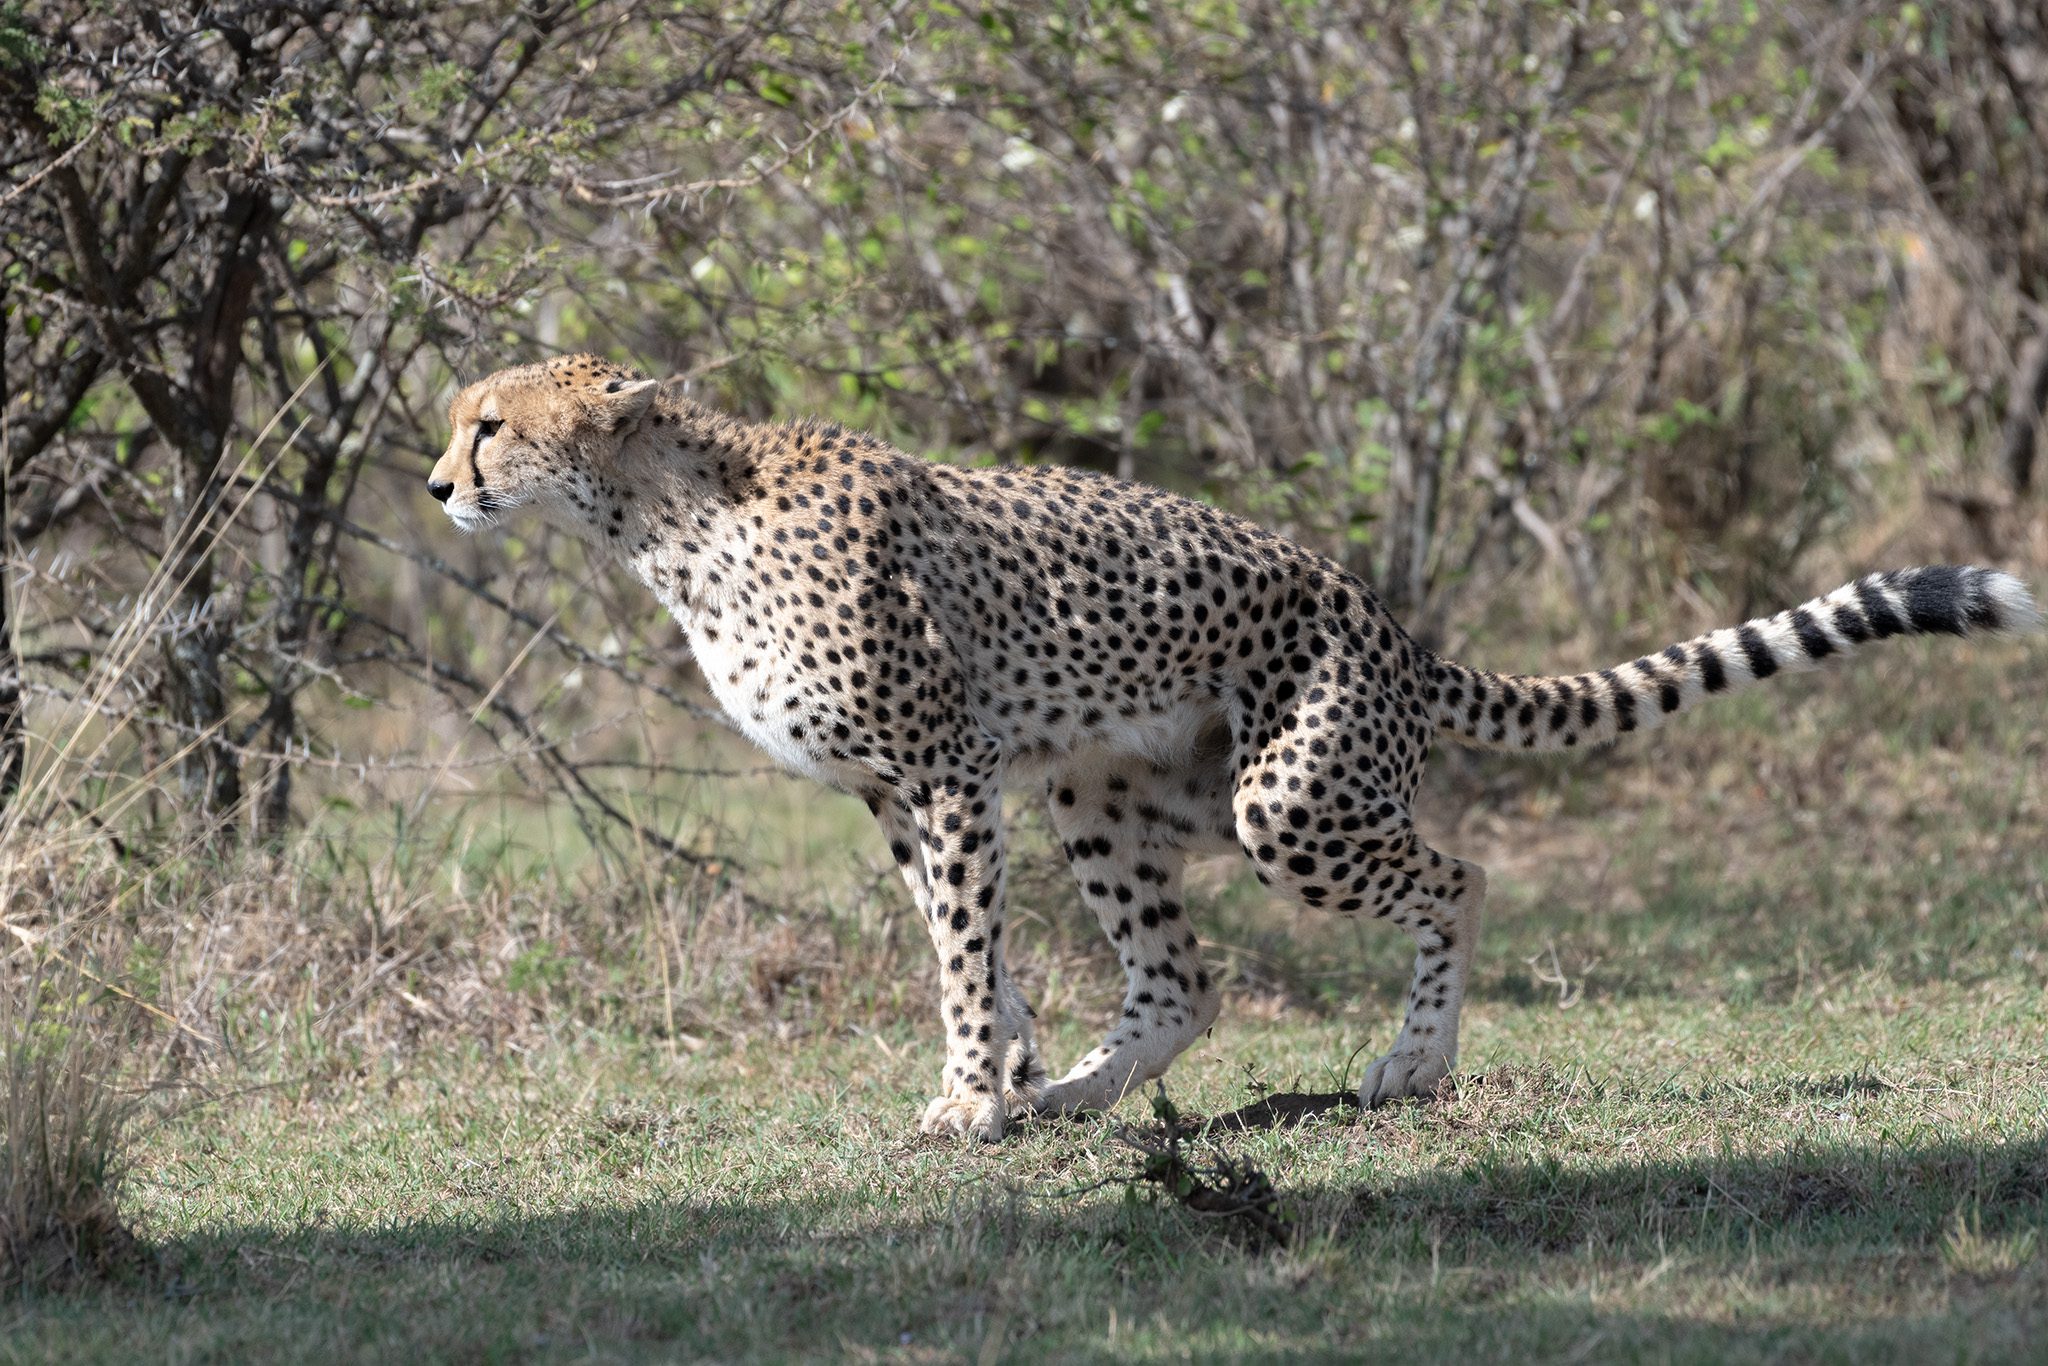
0, 957, 146, 1293
5, 996, 2043, 1361
2, 624, 2043, 1361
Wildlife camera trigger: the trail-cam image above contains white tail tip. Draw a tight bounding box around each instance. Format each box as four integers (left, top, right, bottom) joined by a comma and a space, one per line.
1982, 571, 2043, 634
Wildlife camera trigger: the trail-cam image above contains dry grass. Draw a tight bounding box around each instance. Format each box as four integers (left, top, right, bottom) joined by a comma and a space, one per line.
0, 952, 147, 1291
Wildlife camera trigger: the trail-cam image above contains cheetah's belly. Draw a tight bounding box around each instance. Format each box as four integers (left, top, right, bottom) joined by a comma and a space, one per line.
997, 690, 1226, 785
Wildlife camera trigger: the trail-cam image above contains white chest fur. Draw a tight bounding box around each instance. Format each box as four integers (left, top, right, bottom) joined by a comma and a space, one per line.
619, 516, 843, 787
680, 617, 838, 785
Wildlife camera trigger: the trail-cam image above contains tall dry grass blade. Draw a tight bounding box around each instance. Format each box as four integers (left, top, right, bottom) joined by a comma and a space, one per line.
0, 951, 146, 1291
2, 361, 330, 851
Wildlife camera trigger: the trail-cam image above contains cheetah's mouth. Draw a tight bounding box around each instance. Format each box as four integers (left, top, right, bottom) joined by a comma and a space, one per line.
444, 492, 517, 533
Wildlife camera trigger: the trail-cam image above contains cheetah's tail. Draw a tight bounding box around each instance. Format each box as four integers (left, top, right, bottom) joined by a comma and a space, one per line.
1427, 565, 2040, 754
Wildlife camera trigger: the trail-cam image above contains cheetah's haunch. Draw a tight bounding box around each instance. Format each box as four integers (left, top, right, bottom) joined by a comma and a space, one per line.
429, 355, 2043, 1140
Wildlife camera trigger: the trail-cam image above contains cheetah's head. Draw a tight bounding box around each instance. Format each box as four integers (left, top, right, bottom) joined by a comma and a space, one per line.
428, 354, 658, 534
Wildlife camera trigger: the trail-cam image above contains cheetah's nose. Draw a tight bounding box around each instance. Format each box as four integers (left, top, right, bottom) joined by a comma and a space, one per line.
427, 480, 455, 503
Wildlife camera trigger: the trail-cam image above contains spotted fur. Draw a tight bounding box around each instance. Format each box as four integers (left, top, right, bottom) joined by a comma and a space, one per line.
428, 355, 2042, 1140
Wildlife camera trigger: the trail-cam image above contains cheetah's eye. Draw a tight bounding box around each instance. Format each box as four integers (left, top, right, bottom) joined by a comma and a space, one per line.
476, 418, 503, 440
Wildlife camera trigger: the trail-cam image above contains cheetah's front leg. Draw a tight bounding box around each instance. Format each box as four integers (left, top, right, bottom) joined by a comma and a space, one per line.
1035, 764, 1221, 1115
881, 762, 1033, 1142
877, 795, 1043, 1129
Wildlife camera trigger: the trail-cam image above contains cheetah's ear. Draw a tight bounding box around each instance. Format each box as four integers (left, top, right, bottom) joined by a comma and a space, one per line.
592, 377, 659, 433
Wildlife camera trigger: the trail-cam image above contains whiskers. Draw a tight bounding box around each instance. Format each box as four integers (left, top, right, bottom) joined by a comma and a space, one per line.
448, 493, 514, 533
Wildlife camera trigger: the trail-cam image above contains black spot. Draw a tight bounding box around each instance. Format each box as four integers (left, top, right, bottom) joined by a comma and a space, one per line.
1735, 625, 1777, 679
1696, 643, 1728, 693
1961, 569, 2003, 628
1789, 607, 1834, 661
1855, 576, 1906, 639
1898, 565, 1973, 635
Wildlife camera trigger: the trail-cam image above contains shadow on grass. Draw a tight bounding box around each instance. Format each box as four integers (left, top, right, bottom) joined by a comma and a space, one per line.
1206, 1089, 1358, 1129
1198, 1072, 1908, 1133
69, 1128, 2042, 1361
1336, 1131, 2047, 1259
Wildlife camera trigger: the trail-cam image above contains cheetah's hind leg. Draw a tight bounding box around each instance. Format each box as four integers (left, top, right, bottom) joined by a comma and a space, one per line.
1226, 707, 1486, 1109
1352, 845, 1485, 1107
1239, 810, 1485, 1106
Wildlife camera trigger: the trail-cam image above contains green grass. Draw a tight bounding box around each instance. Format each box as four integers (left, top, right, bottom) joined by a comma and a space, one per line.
6, 641, 2045, 1361
7, 993, 2044, 1363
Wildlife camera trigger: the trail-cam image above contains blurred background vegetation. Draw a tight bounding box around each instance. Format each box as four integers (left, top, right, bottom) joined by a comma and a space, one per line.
2, 0, 2046, 1293
4, 0, 2045, 844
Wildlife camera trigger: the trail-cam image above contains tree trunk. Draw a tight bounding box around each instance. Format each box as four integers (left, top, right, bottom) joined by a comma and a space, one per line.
1998, 328, 2048, 497
157, 182, 275, 830
0, 303, 22, 805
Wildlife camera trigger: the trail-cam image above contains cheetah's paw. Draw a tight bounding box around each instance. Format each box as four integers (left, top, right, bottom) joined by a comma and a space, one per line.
1003, 1050, 1047, 1117
919, 1093, 1006, 1143
1359, 1046, 1454, 1109
1032, 1069, 1127, 1117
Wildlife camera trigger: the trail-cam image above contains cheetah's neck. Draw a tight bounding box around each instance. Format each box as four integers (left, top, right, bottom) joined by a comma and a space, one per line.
564, 395, 769, 626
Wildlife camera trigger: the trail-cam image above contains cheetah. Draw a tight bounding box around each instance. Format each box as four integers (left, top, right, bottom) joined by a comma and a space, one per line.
428, 354, 2042, 1141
